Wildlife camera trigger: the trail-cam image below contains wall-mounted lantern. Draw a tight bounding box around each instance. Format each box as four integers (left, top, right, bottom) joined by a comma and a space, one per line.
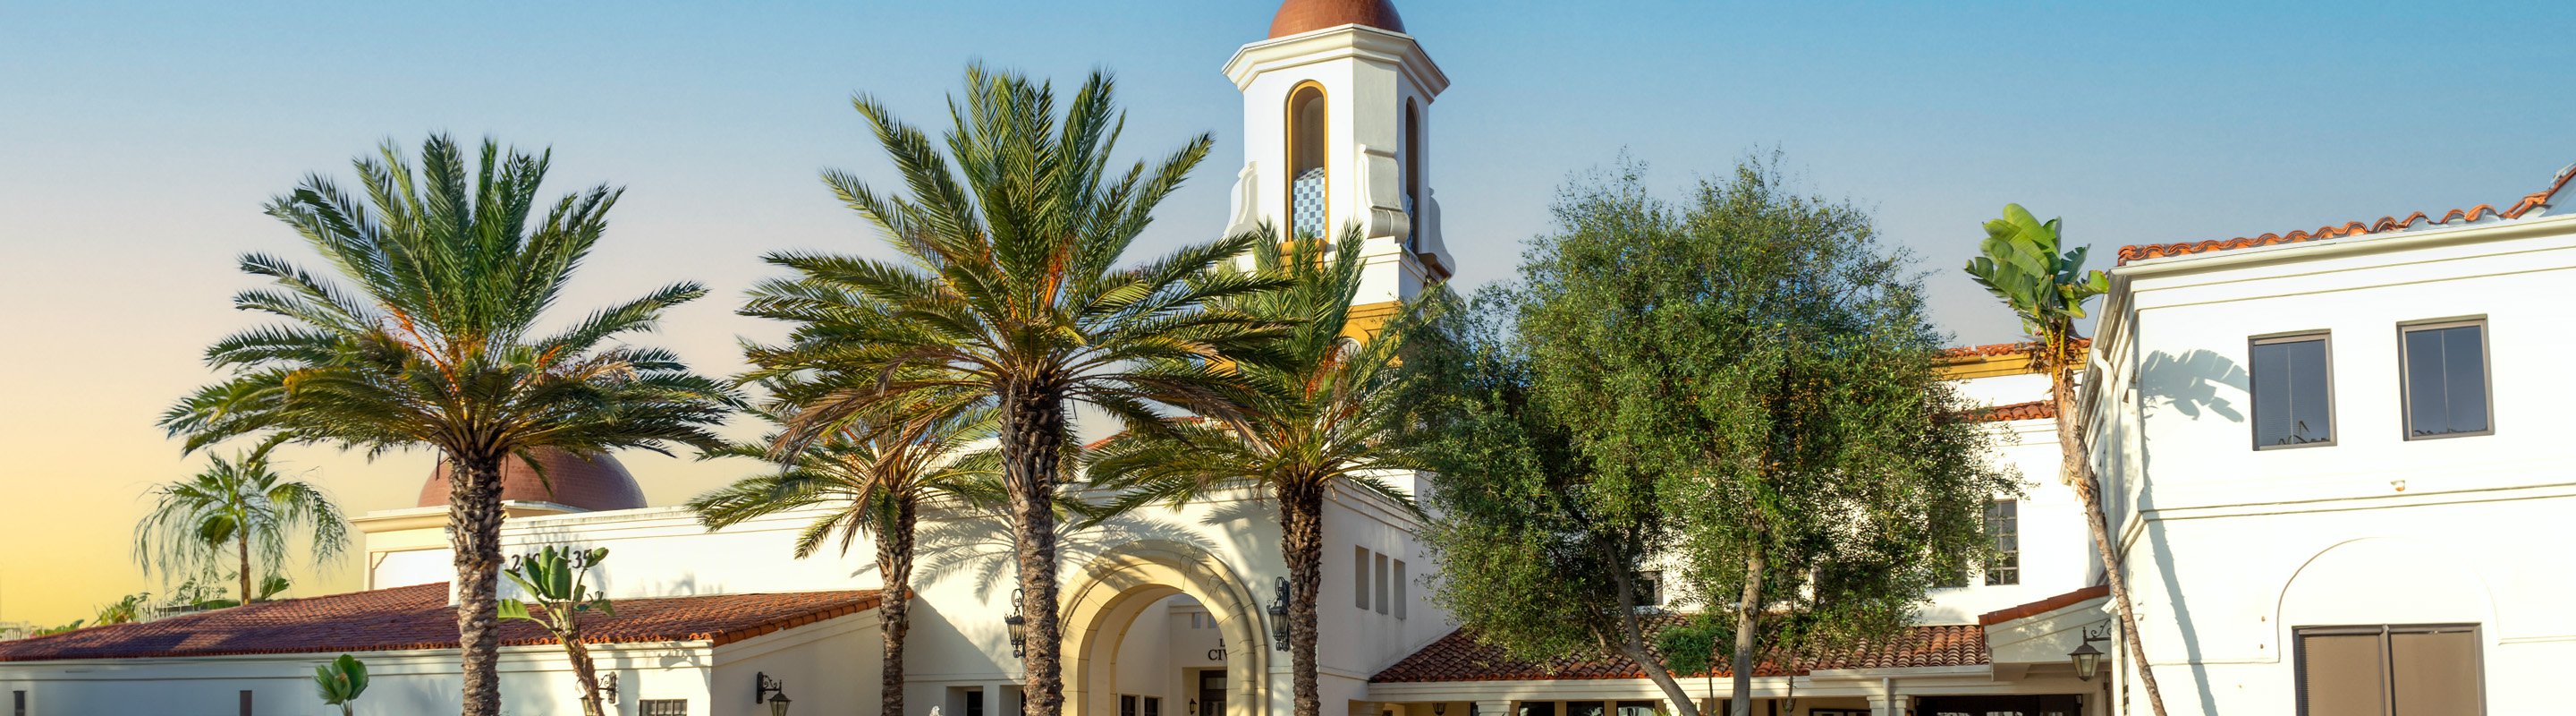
1006, 587, 1030, 658
2069, 625, 2110, 681
598, 671, 618, 705
755, 671, 792, 715
1268, 576, 1290, 651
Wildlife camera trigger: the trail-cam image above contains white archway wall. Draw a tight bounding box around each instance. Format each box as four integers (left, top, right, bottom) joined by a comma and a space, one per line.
1064, 541, 1274, 716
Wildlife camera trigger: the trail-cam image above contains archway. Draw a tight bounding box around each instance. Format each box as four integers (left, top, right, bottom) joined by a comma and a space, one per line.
1063, 540, 1273, 716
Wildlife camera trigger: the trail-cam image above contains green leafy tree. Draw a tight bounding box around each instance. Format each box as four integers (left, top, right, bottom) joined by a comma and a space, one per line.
315, 653, 370, 716
1964, 205, 2166, 715
158, 135, 738, 716
690, 405, 998, 716
500, 546, 615, 716
1462, 158, 2011, 716
94, 593, 151, 626
1399, 286, 1698, 713
1089, 226, 1423, 716
737, 66, 1284, 716
133, 438, 348, 608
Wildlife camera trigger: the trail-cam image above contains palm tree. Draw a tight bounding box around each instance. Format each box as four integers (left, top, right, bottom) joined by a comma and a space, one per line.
738, 66, 1286, 716
134, 439, 348, 607
1964, 204, 2167, 716
689, 404, 997, 716
160, 135, 738, 716
1088, 227, 1424, 716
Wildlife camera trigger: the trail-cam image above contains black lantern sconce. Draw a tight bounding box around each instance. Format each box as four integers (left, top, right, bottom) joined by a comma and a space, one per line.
755, 672, 792, 715
1433, 704, 1448, 716
1006, 587, 1030, 658
2068, 624, 2110, 681
1268, 576, 1290, 651
598, 672, 619, 705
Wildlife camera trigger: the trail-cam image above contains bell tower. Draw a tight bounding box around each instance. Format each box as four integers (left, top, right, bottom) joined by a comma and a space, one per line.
1222, 0, 1452, 328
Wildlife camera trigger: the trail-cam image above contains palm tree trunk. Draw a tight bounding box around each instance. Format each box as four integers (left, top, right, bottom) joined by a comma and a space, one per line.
879, 495, 919, 716
238, 532, 254, 606
1727, 546, 1765, 716
450, 456, 509, 716
2053, 359, 2168, 716
1002, 384, 1068, 716
1276, 481, 1325, 716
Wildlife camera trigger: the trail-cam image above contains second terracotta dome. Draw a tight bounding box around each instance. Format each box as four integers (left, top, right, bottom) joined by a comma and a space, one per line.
417, 448, 648, 512
1269, 0, 1405, 38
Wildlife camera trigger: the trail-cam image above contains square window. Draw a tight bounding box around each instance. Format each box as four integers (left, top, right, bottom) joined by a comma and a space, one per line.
1146, 696, 1162, 716
2251, 333, 2335, 448
2402, 320, 2491, 439
640, 699, 690, 716
2297, 625, 2481, 715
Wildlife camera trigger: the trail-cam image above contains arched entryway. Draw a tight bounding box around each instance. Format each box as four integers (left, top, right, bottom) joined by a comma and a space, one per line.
1062, 540, 1273, 716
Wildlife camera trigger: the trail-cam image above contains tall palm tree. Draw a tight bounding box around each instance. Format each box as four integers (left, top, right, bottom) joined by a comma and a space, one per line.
160, 135, 737, 716
738, 66, 1286, 716
1964, 204, 2166, 716
1088, 227, 1424, 716
134, 438, 349, 607
689, 404, 998, 716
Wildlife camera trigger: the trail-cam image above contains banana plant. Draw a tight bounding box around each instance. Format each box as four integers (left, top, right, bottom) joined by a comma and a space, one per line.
500, 546, 615, 716
314, 653, 368, 716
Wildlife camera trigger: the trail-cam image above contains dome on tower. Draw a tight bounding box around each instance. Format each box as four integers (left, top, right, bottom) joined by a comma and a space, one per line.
1268, 0, 1405, 38
417, 448, 648, 512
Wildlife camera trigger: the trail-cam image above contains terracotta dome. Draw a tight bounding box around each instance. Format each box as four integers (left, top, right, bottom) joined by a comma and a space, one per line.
418, 448, 648, 512
1269, 0, 1405, 38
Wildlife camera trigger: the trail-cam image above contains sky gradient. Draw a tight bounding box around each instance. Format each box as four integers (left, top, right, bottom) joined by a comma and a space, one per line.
4, 0, 2572, 626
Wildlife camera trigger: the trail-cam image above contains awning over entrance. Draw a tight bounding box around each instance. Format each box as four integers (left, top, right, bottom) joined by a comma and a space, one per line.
1979, 585, 2114, 682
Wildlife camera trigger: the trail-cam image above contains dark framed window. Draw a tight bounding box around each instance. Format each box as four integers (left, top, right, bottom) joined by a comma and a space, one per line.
968, 689, 987, 716
14, 690, 25, 716
2251, 333, 2335, 448
1637, 570, 1663, 606
640, 699, 690, 716
1146, 696, 1162, 716
1568, 702, 1606, 716
1984, 499, 2021, 585
1519, 703, 1557, 716
1123, 695, 1140, 716
2401, 320, 2492, 439
2297, 624, 2481, 715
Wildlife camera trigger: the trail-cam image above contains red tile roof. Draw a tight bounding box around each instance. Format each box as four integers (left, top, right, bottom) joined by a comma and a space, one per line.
1977, 584, 2110, 626
1967, 400, 2055, 422
0, 584, 884, 662
1370, 621, 1988, 683
2116, 163, 2574, 265
1941, 338, 2089, 359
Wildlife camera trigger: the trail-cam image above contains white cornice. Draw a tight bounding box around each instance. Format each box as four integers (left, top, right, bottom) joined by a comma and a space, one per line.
1222, 25, 1450, 98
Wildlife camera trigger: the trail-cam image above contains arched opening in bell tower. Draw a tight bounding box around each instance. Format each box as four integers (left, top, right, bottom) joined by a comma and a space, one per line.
1285, 82, 1328, 240
1402, 100, 1422, 251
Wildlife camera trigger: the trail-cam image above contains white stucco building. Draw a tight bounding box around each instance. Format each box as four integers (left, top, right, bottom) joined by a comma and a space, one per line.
2084, 166, 2574, 716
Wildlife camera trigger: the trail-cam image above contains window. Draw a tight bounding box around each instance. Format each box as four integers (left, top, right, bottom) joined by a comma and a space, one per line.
1402, 101, 1422, 251
1354, 546, 1371, 609
2251, 333, 2335, 448
641, 699, 691, 716
13, 690, 23, 716
968, 689, 987, 716
2297, 625, 2481, 715
238, 690, 252, 716
1637, 570, 1663, 606
1985, 500, 2020, 586
1392, 558, 1409, 619
1123, 695, 1140, 716
1373, 552, 1390, 614
1286, 82, 1329, 240
2402, 320, 2491, 439
1614, 702, 1660, 716
1568, 703, 1606, 716
1519, 703, 1557, 716
1146, 696, 1163, 716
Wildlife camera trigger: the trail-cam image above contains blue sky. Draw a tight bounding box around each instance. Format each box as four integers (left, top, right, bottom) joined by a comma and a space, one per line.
1, 0, 2572, 621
